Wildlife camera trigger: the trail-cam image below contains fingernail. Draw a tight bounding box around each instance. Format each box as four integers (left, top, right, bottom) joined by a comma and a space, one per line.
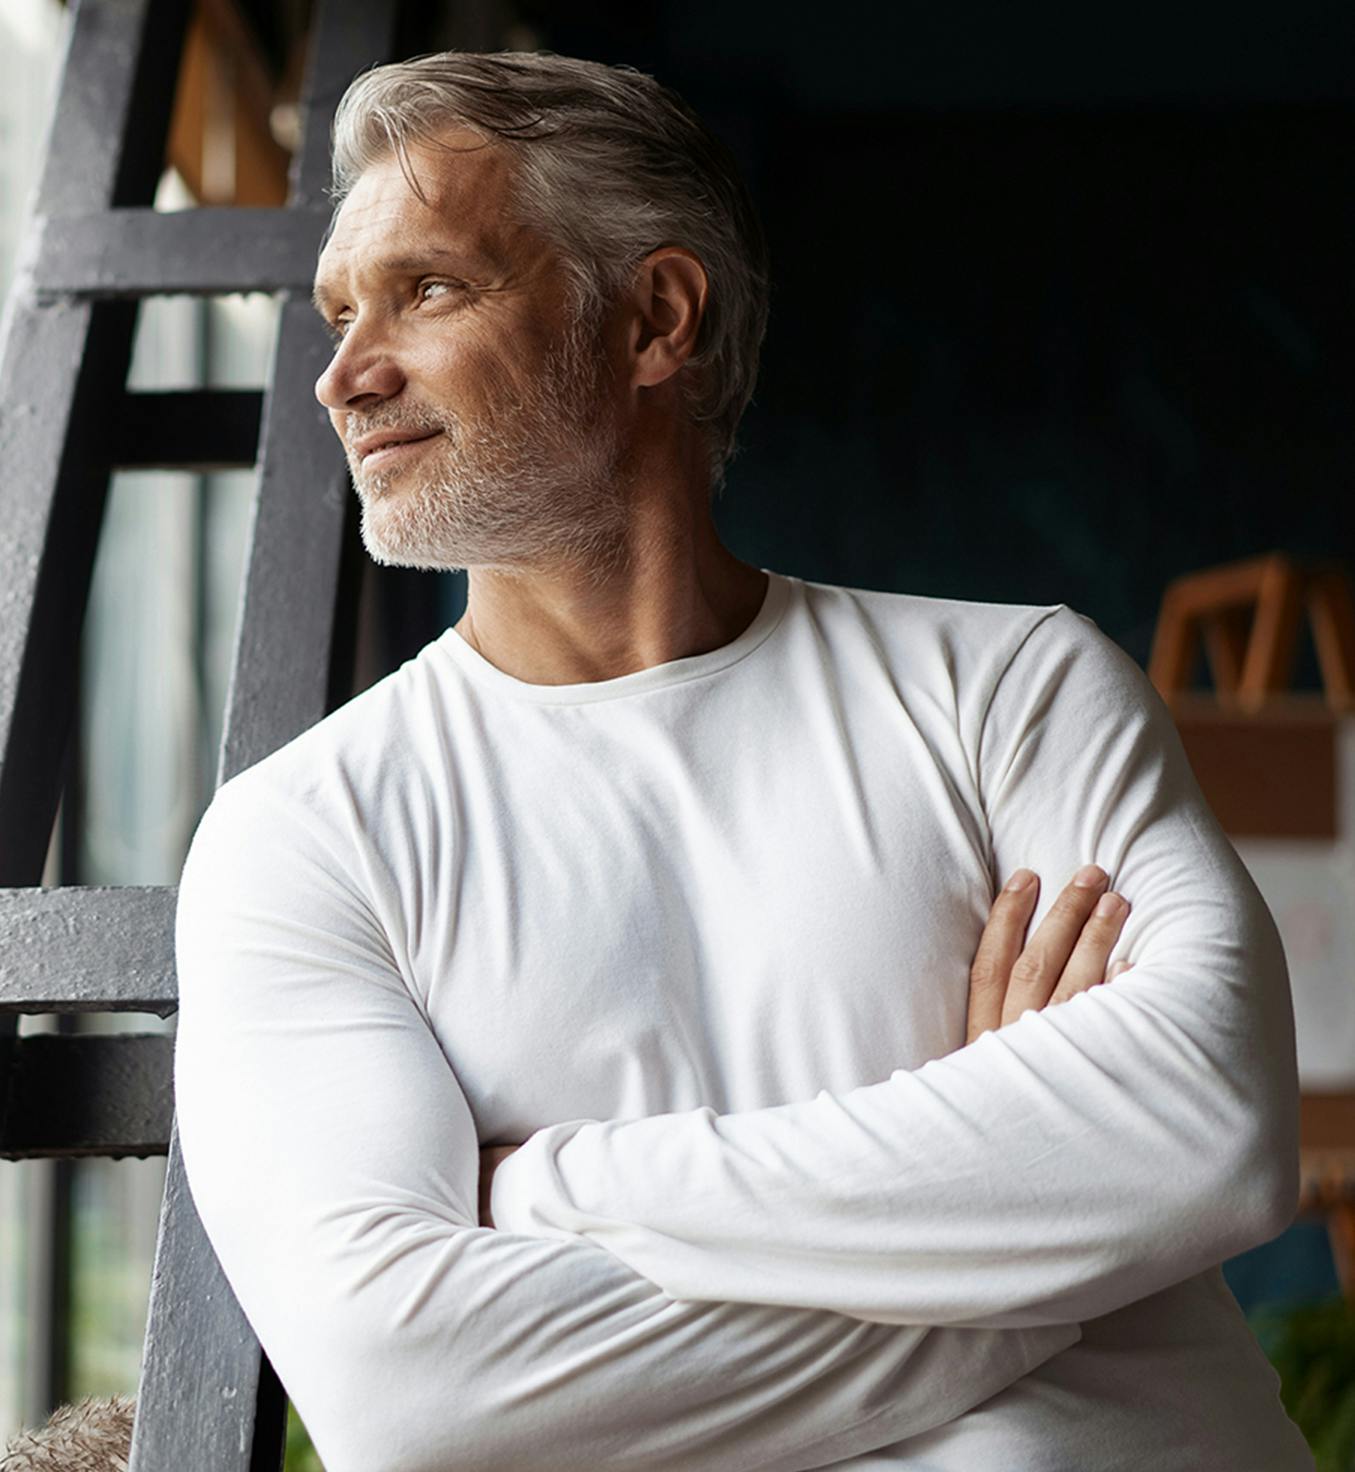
1095, 891, 1124, 918
1004, 868, 1036, 892
1074, 864, 1107, 888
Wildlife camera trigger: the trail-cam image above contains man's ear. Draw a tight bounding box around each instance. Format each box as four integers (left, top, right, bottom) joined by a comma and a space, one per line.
628, 247, 708, 390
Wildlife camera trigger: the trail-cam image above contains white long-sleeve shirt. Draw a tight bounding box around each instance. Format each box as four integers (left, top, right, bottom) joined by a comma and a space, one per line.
173, 569, 1313, 1470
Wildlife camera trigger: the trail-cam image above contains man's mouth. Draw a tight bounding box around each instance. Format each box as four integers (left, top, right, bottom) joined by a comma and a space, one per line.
350, 429, 442, 470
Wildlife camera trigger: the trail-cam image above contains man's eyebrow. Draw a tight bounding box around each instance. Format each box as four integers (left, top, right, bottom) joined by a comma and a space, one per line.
312, 247, 491, 316
311, 279, 340, 316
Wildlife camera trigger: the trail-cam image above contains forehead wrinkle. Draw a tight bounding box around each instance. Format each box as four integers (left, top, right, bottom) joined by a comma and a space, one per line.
391, 135, 534, 270
315, 176, 507, 304
310, 140, 554, 320
376, 245, 495, 277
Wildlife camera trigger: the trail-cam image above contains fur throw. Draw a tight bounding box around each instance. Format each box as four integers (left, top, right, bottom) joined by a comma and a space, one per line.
1, 1395, 135, 1471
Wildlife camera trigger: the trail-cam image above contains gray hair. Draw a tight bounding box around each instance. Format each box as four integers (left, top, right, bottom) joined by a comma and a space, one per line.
329, 50, 771, 496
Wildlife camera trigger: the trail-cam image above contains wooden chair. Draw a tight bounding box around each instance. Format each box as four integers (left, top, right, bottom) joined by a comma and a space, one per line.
1149, 553, 1355, 714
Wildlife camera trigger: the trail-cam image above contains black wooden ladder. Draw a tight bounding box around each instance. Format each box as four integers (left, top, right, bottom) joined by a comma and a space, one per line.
0, 0, 400, 1464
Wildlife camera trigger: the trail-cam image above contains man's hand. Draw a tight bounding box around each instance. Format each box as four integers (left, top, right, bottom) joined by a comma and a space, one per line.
479, 1145, 519, 1228
965, 865, 1131, 1045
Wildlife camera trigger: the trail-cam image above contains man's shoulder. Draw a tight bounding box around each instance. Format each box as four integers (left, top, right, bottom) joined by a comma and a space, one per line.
791, 574, 1087, 682
797, 573, 1064, 633
191, 633, 457, 858
253, 634, 451, 773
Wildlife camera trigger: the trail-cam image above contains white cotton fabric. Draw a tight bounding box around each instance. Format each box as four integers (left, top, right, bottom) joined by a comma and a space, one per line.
174, 569, 1314, 1471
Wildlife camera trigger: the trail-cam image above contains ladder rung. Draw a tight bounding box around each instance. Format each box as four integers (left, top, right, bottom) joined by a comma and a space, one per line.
29, 207, 330, 297
116, 390, 263, 470
0, 1032, 173, 1158
0, 886, 177, 1016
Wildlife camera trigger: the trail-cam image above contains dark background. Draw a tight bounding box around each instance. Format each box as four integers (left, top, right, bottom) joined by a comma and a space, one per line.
368, 0, 1355, 675
511, 0, 1355, 1305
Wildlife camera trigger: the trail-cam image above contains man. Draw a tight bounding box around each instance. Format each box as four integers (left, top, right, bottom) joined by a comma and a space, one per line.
173, 50, 1311, 1470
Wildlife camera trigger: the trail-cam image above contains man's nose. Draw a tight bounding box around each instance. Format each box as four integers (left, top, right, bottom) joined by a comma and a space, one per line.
314, 323, 405, 411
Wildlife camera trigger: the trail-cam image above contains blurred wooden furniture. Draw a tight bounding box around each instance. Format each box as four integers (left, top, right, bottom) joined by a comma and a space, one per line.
165, 0, 295, 206
1151, 555, 1355, 1298
1149, 553, 1355, 715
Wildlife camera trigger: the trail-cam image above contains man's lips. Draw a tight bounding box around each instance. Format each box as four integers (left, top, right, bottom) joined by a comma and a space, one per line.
350, 428, 442, 466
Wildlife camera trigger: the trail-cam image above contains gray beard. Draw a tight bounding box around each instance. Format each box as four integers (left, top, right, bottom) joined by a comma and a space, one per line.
347, 318, 632, 580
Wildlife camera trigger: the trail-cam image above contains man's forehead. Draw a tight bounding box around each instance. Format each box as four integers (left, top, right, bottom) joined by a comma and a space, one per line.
316, 133, 519, 285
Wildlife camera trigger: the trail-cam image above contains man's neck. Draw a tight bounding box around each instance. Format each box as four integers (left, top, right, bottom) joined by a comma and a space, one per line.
452, 516, 768, 687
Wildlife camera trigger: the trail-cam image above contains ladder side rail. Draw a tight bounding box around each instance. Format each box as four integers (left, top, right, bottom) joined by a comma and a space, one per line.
0, 0, 189, 882
0, 0, 191, 1441
218, 0, 401, 782
216, 299, 352, 784
29, 0, 188, 219
132, 5, 401, 1468
0, 299, 137, 881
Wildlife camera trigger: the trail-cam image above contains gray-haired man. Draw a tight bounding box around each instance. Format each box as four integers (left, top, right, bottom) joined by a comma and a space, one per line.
174, 51, 1310, 1470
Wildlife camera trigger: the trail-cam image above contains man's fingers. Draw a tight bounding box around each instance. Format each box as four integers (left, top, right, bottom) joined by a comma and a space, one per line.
966, 869, 1039, 1044
999, 864, 1108, 1027
964, 865, 1134, 1049
1048, 890, 1131, 1004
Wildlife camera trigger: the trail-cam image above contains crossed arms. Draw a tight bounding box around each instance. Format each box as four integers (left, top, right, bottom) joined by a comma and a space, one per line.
172, 605, 1300, 1471
485, 611, 1299, 1330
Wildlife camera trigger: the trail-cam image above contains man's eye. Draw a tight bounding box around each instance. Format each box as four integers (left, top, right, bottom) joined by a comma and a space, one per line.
328, 318, 352, 343
419, 280, 458, 304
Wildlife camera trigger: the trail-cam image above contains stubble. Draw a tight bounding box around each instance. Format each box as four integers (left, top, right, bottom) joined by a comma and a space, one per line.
347, 307, 633, 582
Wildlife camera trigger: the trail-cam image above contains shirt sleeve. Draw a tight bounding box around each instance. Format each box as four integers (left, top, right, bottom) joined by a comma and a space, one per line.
172, 767, 1080, 1472
489, 604, 1302, 1331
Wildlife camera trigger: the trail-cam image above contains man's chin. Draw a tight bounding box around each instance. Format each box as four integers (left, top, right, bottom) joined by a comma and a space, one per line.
354, 471, 400, 502
359, 532, 462, 573
359, 513, 437, 568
